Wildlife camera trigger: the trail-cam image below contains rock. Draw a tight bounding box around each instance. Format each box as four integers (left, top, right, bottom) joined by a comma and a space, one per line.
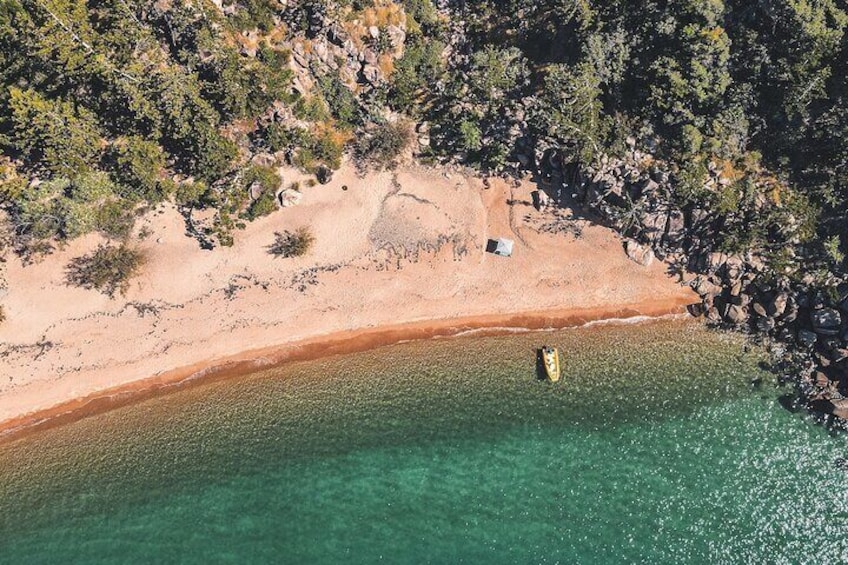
251, 152, 276, 168
756, 316, 775, 332
362, 48, 379, 65
729, 292, 751, 307
707, 251, 728, 273
782, 305, 798, 324
693, 277, 723, 298
248, 181, 263, 201
386, 25, 406, 50
361, 64, 382, 85
798, 329, 818, 347
706, 306, 722, 323
313, 40, 329, 64
811, 308, 842, 336
368, 26, 380, 39
418, 135, 430, 147
753, 302, 767, 317
663, 210, 685, 245
278, 189, 302, 207
724, 303, 748, 325
768, 293, 788, 317
687, 303, 706, 317
315, 165, 333, 185
730, 281, 742, 297
641, 210, 668, 244
623, 239, 654, 267
832, 348, 848, 364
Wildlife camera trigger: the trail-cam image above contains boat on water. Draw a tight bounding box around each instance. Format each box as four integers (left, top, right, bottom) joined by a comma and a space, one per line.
541, 346, 561, 382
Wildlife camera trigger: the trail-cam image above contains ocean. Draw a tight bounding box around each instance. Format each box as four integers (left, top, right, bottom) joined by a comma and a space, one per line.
0, 319, 846, 563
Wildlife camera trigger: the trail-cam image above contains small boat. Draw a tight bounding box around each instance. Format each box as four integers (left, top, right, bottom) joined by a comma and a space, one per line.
541, 346, 561, 383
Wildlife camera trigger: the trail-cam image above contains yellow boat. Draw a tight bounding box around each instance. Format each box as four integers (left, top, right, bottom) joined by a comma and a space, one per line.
542, 346, 561, 382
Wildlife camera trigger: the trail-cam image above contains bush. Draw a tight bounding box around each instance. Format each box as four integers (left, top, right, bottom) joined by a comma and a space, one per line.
268, 228, 314, 258
247, 190, 278, 219
65, 245, 146, 297
355, 122, 412, 169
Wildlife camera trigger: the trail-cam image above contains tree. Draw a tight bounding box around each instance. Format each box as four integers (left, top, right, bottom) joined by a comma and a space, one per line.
7, 88, 101, 177
108, 136, 166, 201
532, 62, 607, 162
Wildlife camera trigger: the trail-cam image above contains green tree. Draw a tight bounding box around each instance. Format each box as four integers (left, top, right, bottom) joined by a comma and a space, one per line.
108, 136, 166, 201
7, 88, 101, 177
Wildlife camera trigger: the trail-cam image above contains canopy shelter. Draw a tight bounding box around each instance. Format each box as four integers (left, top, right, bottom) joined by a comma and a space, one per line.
486, 237, 514, 257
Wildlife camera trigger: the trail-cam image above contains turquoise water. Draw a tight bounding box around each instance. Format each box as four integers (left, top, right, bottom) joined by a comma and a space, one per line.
0, 320, 846, 563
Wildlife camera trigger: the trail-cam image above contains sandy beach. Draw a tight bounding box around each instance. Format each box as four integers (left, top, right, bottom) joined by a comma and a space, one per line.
0, 164, 695, 439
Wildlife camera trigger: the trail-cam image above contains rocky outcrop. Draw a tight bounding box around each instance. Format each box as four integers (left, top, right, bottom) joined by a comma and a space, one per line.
544, 145, 848, 420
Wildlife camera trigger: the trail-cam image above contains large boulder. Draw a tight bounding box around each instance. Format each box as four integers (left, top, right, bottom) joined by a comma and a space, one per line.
623, 239, 654, 267
811, 308, 842, 336
278, 189, 303, 208
724, 303, 748, 325
315, 165, 333, 185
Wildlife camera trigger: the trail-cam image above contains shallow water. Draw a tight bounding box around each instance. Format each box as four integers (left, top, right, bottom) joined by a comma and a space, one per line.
0, 320, 846, 563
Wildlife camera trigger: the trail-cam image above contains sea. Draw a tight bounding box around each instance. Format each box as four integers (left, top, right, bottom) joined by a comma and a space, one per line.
0, 319, 846, 564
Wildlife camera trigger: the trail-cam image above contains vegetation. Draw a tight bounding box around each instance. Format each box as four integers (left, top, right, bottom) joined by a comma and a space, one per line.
65, 244, 146, 297
355, 121, 412, 169
268, 228, 315, 258
0, 0, 844, 288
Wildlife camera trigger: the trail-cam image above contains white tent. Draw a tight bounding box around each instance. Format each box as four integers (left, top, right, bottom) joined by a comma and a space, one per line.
493, 238, 514, 257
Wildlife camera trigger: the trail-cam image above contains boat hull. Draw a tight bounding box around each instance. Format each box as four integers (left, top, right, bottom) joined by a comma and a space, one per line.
542, 347, 561, 382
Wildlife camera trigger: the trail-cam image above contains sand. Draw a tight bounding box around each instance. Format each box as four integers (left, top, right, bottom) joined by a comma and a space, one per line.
0, 164, 695, 438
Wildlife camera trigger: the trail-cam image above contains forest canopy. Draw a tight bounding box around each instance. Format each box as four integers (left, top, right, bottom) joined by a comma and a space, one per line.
0, 0, 844, 280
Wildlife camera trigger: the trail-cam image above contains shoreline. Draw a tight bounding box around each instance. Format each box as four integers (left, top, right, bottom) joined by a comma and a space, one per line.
0, 298, 692, 444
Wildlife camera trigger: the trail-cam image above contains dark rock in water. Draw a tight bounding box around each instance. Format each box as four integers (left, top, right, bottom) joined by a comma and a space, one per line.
798, 329, 818, 347
316, 165, 333, 185
811, 308, 842, 336
808, 398, 836, 415
835, 457, 848, 471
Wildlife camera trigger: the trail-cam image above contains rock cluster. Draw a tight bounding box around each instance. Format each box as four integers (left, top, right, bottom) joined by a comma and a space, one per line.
543, 147, 848, 417
283, 4, 408, 94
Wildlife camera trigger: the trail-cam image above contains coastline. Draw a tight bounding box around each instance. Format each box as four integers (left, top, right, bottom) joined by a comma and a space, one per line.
0, 163, 696, 444
0, 299, 692, 443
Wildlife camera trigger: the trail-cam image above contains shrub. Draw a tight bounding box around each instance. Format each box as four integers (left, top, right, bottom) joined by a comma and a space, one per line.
355, 121, 412, 169
268, 228, 314, 258
66, 245, 146, 297
247, 190, 278, 219
96, 199, 136, 240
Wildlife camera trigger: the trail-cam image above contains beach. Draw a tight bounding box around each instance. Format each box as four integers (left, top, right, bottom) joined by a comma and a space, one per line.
0, 164, 695, 437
